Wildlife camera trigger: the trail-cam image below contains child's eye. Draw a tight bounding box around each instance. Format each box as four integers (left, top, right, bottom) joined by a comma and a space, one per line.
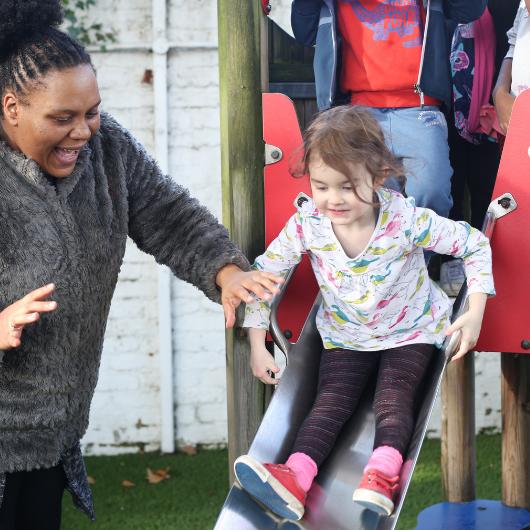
55, 116, 71, 123
316, 187, 327, 191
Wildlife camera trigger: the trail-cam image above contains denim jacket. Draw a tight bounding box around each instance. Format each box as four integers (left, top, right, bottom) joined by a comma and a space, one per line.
291, 0, 487, 109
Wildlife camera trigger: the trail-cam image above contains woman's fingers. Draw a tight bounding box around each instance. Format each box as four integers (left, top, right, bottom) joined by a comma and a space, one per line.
11, 312, 40, 328
23, 283, 55, 302
222, 300, 236, 329
27, 301, 58, 314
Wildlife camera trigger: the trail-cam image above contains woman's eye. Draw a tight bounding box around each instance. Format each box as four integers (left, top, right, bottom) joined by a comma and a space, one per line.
55, 116, 71, 123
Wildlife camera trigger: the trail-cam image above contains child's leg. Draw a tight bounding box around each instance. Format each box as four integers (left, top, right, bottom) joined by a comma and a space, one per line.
234, 348, 380, 520
353, 343, 435, 516
372, 343, 436, 456
291, 347, 380, 467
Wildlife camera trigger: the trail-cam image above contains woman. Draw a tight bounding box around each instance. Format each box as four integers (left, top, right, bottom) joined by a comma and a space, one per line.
0, 1, 279, 528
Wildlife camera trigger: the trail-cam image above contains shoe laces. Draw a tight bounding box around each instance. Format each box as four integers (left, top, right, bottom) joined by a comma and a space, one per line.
366, 470, 400, 492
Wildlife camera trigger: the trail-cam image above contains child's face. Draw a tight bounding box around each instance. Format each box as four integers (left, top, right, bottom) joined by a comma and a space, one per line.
309, 155, 377, 227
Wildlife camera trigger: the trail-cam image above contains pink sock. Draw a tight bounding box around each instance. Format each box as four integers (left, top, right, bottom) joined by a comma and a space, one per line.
364, 446, 403, 478
285, 452, 318, 492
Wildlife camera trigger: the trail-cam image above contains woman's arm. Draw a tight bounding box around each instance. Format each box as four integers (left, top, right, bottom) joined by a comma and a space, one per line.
105, 115, 251, 305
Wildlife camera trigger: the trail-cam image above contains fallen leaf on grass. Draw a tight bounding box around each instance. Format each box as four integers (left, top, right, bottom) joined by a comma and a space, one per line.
181, 445, 197, 456
87, 476, 96, 485
122, 480, 135, 488
146, 467, 171, 484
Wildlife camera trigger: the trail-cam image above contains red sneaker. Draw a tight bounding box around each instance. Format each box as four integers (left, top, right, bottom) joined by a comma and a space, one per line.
352, 469, 399, 516
234, 455, 306, 520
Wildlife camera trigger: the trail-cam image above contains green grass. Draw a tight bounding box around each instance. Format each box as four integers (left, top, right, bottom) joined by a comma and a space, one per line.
63, 435, 501, 530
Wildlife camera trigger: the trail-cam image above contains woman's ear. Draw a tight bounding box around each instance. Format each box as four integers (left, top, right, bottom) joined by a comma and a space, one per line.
3, 92, 20, 126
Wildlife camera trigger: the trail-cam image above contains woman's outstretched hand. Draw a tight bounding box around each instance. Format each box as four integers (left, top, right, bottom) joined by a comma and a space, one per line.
216, 264, 284, 328
0, 283, 58, 350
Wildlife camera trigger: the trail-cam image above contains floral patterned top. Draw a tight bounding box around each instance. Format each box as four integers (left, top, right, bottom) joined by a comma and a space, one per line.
244, 189, 495, 350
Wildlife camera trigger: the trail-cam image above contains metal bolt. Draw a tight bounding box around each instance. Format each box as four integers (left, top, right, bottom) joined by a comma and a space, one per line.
271, 150, 280, 160
284, 329, 293, 339
521, 339, 530, 350
498, 197, 512, 209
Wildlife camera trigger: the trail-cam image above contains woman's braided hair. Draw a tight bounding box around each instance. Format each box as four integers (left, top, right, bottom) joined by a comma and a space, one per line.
0, 0, 92, 115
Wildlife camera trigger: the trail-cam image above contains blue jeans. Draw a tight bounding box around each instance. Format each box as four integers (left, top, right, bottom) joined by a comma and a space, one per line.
370, 106, 453, 218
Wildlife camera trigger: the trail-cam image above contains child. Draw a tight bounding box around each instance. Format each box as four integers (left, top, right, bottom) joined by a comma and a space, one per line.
234, 106, 494, 520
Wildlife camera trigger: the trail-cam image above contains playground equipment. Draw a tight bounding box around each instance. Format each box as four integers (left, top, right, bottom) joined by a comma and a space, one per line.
217, 1, 529, 525
214, 91, 530, 529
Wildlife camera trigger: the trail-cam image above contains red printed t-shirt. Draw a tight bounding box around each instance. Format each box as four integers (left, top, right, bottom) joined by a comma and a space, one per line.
337, 0, 440, 107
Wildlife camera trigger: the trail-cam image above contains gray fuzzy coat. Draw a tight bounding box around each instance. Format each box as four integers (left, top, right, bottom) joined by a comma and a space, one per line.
0, 113, 249, 515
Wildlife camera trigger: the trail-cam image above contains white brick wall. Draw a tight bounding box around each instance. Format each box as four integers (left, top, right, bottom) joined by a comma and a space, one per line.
83, 0, 502, 455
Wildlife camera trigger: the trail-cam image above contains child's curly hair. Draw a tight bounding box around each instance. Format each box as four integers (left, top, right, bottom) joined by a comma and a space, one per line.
291, 105, 406, 203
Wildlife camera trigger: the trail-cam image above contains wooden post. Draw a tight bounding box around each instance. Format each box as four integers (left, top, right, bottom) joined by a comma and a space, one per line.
218, 0, 268, 482
441, 352, 476, 501
501, 353, 530, 509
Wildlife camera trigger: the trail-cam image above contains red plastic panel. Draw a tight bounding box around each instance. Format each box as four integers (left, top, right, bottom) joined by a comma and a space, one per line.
476, 89, 530, 354
262, 93, 318, 342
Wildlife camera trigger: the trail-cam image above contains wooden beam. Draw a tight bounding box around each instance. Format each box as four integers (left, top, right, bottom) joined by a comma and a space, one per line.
501, 353, 530, 509
218, 0, 267, 483
441, 353, 476, 501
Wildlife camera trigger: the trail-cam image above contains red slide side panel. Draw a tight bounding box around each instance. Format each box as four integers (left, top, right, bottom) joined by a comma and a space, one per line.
262, 93, 318, 342
476, 89, 530, 354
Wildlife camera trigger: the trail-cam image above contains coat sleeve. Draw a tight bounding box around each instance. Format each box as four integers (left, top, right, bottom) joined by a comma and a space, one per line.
243, 213, 305, 329
291, 0, 324, 46
443, 0, 487, 23
411, 206, 495, 296
113, 119, 250, 304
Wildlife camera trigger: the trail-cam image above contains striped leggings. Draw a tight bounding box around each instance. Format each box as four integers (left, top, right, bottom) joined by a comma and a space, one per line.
292, 344, 436, 466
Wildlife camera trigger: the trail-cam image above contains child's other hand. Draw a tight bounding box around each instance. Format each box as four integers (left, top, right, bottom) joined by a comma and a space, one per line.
445, 293, 487, 362
216, 264, 284, 328
250, 345, 280, 385
445, 311, 483, 362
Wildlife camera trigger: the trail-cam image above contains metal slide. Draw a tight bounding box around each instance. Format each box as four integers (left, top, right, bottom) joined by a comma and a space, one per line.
214, 195, 514, 530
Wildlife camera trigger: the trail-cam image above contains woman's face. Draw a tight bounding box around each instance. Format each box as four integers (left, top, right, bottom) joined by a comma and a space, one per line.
1, 64, 101, 178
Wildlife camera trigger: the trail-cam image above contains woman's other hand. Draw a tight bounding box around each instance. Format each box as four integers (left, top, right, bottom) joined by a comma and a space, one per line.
0, 283, 57, 350
216, 264, 284, 328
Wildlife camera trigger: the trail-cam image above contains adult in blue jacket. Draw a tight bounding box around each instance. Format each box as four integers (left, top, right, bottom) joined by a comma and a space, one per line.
291, 0, 487, 221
